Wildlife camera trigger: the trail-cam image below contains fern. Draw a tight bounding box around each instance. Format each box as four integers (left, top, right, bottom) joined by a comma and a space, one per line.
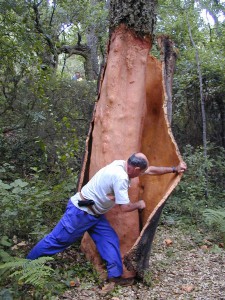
0, 256, 54, 288
203, 209, 225, 242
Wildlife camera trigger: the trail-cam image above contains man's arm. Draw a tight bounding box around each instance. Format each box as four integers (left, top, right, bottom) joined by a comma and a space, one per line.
144, 161, 187, 175
119, 200, 146, 212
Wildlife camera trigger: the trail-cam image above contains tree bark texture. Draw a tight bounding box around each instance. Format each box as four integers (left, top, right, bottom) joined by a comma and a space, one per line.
77, 24, 183, 279
157, 36, 177, 125
109, 0, 157, 37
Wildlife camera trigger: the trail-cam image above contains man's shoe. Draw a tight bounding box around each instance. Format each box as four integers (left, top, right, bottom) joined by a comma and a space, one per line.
99, 282, 115, 295
108, 277, 134, 287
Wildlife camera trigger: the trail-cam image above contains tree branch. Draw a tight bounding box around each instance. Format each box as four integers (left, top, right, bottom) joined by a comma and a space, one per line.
32, 2, 58, 66
58, 44, 91, 59
49, 0, 56, 27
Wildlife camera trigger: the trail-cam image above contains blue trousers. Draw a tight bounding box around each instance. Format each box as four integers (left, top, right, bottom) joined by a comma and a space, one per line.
27, 199, 123, 278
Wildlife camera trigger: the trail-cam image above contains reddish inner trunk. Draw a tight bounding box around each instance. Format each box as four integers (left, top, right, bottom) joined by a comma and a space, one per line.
79, 25, 182, 278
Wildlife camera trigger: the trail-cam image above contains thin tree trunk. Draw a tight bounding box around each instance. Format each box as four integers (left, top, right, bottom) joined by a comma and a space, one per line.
157, 36, 177, 125
186, 13, 208, 196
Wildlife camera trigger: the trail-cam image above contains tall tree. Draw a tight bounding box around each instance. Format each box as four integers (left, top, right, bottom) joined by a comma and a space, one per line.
156, 0, 225, 149
0, 0, 108, 80
186, 10, 208, 196
78, 0, 184, 279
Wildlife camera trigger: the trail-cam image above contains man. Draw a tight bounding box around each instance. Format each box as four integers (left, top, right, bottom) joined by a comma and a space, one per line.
27, 152, 187, 286
72, 72, 82, 81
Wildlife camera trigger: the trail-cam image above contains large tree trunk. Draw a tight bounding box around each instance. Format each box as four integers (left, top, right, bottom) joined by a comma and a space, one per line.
77, 0, 183, 280
124, 37, 182, 277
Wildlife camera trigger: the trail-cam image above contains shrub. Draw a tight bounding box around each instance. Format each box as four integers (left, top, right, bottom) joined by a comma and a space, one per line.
0, 168, 76, 241
163, 145, 225, 226
203, 209, 225, 243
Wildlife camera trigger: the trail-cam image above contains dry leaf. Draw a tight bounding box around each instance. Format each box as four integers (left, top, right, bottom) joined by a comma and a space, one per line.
200, 245, 208, 250
203, 239, 212, 246
181, 284, 195, 293
12, 235, 18, 244
164, 239, 173, 246
17, 241, 27, 246
69, 278, 80, 287
11, 245, 18, 250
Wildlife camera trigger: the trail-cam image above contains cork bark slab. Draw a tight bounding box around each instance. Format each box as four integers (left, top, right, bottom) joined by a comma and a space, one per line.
77, 26, 183, 279
123, 54, 182, 277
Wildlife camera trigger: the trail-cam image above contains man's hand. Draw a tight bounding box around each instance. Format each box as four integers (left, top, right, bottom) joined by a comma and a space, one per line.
176, 161, 187, 174
120, 200, 146, 212
137, 200, 146, 210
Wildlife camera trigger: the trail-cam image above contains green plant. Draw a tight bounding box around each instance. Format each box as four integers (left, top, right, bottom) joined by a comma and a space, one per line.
164, 145, 225, 225
0, 240, 101, 299
0, 171, 75, 241
0, 256, 55, 288
0, 254, 66, 299
143, 270, 153, 287
203, 209, 225, 243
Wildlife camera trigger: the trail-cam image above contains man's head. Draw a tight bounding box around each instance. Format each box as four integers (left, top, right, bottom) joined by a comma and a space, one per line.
127, 152, 149, 178
75, 72, 80, 78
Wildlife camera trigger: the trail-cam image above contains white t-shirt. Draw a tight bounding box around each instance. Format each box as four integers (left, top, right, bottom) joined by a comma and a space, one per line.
71, 160, 130, 215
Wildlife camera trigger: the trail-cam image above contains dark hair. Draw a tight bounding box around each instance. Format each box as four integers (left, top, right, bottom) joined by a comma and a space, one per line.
127, 153, 147, 170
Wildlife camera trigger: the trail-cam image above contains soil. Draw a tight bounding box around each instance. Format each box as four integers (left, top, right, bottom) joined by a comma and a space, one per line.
58, 225, 225, 300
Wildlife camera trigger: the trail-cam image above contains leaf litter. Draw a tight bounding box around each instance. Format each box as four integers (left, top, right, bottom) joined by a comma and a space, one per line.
57, 225, 225, 300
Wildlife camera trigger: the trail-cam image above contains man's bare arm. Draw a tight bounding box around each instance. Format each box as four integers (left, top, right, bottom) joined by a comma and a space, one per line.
144, 161, 187, 175
119, 200, 146, 213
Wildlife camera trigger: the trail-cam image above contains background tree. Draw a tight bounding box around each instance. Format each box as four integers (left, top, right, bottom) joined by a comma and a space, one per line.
0, 0, 109, 176
156, 0, 225, 149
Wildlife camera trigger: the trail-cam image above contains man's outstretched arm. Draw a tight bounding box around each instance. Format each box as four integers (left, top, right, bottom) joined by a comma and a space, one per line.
144, 161, 187, 175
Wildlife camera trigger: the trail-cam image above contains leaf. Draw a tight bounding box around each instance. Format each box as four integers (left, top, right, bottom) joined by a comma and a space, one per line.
0, 289, 13, 300
0, 250, 13, 263
181, 284, 195, 292
69, 278, 80, 287
0, 236, 12, 247
164, 239, 173, 246
200, 245, 208, 251
0, 180, 11, 190
12, 187, 22, 194
11, 179, 28, 188
17, 241, 27, 247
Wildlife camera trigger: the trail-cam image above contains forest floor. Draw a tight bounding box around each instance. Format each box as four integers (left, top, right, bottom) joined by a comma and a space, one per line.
57, 225, 225, 300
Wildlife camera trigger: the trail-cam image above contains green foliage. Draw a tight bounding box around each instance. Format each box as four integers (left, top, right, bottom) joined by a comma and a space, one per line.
0, 256, 54, 288
0, 254, 66, 299
0, 169, 76, 241
58, 259, 101, 288
203, 209, 225, 242
156, 0, 225, 149
0, 78, 96, 176
143, 270, 153, 287
0, 0, 108, 81
164, 144, 225, 225
0, 248, 101, 299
